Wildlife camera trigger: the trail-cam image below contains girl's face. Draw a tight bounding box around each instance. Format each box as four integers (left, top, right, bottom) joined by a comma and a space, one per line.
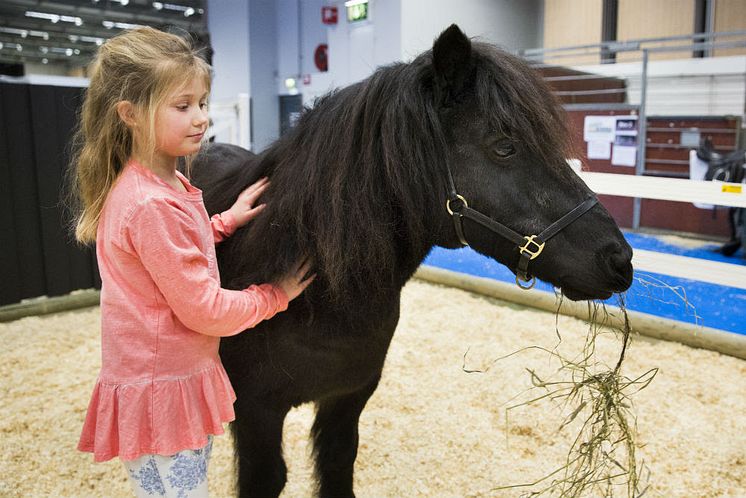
152, 76, 209, 167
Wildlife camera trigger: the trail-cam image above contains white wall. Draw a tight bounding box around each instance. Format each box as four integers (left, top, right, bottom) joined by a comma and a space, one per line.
210, 0, 546, 145
206, 0, 250, 104
302, 0, 542, 100
277, 0, 328, 81
249, 0, 280, 151
400, 0, 543, 61
208, 0, 281, 151
279, 0, 402, 105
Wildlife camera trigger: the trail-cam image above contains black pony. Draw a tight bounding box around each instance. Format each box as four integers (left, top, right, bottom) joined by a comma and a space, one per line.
191, 25, 633, 498
697, 138, 746, 257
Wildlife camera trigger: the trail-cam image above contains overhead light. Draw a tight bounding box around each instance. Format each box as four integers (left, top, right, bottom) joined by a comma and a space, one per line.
153, 3, 202, 16
0, 28, 49, 40
0, 27, 26, 37
26, 11, 60, 23
48, 46, 80, 55
42, 58, 48, 64
80, 35, 105, 45
0, 42, 3, 50
103, 20, 144, 29
1, 42, 23, 51
25, 11, 83, 26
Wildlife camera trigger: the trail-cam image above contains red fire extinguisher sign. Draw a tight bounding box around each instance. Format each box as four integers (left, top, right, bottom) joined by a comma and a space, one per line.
322, 6, 338, 25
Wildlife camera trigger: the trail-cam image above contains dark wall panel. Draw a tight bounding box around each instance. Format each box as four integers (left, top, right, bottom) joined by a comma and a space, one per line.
0, 84, 22, 305
1, 83, 48, 302
0, 81, 98, 306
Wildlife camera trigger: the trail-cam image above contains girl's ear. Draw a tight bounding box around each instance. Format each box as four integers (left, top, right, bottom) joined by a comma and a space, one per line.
116, 101, 138, 128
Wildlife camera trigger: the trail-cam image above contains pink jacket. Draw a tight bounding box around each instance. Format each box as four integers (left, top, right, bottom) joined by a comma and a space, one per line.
78, 160, 288, 462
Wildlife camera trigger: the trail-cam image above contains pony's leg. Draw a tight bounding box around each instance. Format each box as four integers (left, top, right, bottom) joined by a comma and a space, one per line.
311, 376, 381, 498
231, 399, 290, 498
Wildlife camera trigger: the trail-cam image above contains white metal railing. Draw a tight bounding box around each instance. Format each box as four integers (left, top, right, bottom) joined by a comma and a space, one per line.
520, 30, 746, 65
520, 31, 746, 118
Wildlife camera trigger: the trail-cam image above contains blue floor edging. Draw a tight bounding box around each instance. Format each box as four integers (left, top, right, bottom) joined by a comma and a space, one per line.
423, 232, 746, 336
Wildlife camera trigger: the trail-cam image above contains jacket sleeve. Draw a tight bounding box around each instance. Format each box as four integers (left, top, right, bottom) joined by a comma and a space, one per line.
210, 210, 236, 244
123, 198, 288, 337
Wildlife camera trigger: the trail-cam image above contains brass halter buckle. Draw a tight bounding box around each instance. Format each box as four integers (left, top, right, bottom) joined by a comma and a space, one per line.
519, 235, 545, 260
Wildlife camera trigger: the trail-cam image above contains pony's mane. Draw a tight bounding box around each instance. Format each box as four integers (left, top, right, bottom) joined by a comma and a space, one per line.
214, 42, 568, 302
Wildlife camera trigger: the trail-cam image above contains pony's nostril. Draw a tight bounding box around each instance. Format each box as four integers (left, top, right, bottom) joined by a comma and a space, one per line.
610, 249, 632, 273
605, 244, 634, 289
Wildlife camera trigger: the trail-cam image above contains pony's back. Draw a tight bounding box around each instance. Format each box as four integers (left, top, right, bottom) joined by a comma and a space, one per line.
192, 143, 261, 216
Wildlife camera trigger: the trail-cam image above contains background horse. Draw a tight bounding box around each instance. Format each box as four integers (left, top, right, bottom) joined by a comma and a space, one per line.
697, 138, 746, 257
191, 25, 633, 498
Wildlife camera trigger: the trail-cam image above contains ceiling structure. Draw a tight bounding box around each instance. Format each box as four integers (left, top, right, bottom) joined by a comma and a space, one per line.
0, 0, 207, 71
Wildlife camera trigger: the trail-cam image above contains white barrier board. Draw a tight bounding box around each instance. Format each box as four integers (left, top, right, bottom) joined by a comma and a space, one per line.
571, 171, 746, 290
578, 172, 746, 208
632, 249, 746, 290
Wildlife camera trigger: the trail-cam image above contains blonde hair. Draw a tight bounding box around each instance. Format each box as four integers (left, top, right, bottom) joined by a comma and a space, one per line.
68, 26, 211, 244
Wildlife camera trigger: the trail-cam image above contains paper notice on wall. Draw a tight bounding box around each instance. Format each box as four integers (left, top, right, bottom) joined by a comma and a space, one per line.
584, 116, 617, 142
615, 116, 638, 136
587, 140, 611, 160
611, 144, 637, 167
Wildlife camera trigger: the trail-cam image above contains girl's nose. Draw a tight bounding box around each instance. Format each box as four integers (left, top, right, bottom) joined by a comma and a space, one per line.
193, 109, 208, 127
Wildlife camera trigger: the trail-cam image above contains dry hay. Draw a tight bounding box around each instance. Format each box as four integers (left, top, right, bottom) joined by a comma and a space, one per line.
1, 279, 745, 497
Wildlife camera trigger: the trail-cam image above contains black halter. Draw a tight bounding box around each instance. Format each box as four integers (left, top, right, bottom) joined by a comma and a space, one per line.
444, 163, 598, 289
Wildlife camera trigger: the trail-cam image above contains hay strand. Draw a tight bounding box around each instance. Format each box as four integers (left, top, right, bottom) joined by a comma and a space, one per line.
465, 294, 658, 497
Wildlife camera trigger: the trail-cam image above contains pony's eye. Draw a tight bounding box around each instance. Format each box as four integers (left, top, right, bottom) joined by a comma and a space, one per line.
489, 139, 516, 160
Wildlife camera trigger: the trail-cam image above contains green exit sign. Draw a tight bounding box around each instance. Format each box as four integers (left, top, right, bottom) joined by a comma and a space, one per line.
345, 0, 369, 22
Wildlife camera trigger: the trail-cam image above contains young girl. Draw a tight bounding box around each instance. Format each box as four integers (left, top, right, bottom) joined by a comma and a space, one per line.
70, 27, 312, 497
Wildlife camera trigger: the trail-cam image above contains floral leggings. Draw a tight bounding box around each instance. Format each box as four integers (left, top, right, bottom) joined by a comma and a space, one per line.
122, 436, 213, 498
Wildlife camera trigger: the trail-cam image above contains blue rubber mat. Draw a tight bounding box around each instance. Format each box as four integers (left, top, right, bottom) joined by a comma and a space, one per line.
423, 232, 746, 336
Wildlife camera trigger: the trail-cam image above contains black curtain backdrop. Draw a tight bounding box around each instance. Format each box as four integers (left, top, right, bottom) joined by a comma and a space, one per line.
0, 81, 100, 306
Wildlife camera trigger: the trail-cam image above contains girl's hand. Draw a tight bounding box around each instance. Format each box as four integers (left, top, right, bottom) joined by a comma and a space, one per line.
275, 259, 315, 302
228, 177, 270, 228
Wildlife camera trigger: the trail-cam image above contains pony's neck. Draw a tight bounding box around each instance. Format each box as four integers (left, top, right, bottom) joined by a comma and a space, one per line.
226, 65, 446, 300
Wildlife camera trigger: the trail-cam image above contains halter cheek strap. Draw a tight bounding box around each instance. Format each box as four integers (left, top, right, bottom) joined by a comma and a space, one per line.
444, 165, 598, 289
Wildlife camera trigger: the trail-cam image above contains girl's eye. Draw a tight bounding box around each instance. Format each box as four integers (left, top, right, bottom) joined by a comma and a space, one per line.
488, 139, 516, 160
200, 102, 208, 110
176, 104, 189, 111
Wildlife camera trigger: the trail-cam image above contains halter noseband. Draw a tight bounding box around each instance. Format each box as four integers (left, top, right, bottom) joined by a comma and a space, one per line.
444, 163, 598, 290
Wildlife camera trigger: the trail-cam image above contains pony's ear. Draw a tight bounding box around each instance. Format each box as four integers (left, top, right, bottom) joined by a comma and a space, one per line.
432, 24, 473, 103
